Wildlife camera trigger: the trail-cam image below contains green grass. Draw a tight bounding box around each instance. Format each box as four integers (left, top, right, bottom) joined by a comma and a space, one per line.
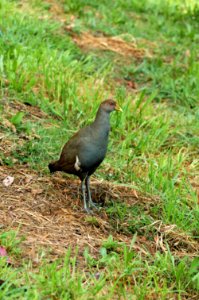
0, 232, 198, 299
0, 0, 199, 298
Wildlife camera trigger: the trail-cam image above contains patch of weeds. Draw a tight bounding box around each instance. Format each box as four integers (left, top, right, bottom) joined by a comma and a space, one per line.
9, 112, 33, 134
102, 235, 120, 252
0, 154, 14, 167
0, 232, 198, 299
0, 230, 23, 257
188, 258, 199, 291
84, 238, 199, 297
84, 216, 99, 226
10, 112, 25, 127
106, 201, 155, 237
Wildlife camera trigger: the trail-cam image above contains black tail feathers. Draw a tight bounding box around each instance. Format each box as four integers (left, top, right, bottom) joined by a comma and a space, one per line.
48, 162, 58, 173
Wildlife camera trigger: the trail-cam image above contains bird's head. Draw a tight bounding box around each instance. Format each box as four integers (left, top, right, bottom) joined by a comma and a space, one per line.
100, 99, 122, 113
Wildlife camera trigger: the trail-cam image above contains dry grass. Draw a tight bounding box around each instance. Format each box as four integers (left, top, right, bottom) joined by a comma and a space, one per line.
0, 165, 141, 260
68, 31, 147, 58
0, 163, 198, 266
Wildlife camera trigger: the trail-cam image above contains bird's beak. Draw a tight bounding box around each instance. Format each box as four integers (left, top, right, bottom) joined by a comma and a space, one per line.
115, 103, 123, 112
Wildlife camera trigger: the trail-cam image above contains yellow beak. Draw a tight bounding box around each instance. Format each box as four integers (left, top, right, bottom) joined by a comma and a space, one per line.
115, 103, 123, 112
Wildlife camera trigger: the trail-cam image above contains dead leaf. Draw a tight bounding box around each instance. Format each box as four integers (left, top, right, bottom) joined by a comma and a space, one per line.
0, 246, 7, 257
3, 176, 14, 187
0, 246, 12, 265
133, 189, 138, 199
126, 80, 137, 89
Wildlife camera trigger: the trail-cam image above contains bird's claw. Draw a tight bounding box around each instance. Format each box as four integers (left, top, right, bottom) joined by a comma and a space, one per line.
84, 207, 93, 214
89, 201, 101, 211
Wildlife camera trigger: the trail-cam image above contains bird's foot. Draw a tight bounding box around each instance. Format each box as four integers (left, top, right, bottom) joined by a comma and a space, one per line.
89, 200, 101, 211
84, 206, 93, 214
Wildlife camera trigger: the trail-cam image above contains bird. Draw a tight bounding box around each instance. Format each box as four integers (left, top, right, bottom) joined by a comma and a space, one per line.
48, 99, 122, 213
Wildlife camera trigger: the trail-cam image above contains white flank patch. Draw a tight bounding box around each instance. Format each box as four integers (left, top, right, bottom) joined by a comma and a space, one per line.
74, 155, 81, 171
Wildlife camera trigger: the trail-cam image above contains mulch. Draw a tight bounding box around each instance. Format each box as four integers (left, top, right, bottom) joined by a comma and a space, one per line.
0, 164, 198, 266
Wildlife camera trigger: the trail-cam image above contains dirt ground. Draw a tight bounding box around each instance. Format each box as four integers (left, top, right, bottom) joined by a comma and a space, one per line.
0, 163, 198, 266
0, 164, 147, 260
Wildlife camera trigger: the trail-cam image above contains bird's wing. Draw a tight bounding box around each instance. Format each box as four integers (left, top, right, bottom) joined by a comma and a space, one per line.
59, 127, 92, 166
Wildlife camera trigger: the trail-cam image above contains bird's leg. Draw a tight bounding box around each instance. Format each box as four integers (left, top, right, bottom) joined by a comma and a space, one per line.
81, 180, 91, 213
85, 176, 99, 210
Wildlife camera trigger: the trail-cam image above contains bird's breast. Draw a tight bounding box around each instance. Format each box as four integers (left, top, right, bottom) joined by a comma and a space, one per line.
79, 141, 107, 170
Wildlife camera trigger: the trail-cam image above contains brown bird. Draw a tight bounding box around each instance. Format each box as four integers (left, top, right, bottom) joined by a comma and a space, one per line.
48, 99, 122, 213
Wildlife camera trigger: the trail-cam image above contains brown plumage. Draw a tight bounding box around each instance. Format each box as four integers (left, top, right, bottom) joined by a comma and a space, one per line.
49, 99, 122, 213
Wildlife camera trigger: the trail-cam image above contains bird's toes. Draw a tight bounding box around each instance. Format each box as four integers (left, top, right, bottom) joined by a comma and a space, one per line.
84, 207, 93, 214
89, 201, 101, 211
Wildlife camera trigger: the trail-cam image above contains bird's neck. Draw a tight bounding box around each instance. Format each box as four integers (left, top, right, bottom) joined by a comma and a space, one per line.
92, 108, 110, 136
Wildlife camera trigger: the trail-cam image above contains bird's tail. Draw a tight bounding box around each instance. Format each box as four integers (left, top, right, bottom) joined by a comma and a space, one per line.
48, 161, 60, 173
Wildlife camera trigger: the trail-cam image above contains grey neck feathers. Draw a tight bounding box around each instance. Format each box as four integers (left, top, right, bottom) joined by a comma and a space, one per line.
92, 108, 110, 137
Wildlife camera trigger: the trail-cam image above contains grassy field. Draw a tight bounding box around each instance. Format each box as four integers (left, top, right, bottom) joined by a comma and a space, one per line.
0, 0, 199, 299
